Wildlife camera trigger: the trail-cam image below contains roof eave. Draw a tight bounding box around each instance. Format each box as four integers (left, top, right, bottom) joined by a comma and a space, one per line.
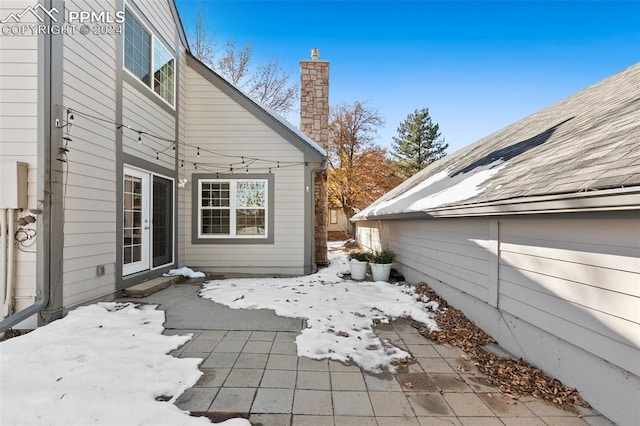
170, 0, 190, 52
351, 187, 640, 221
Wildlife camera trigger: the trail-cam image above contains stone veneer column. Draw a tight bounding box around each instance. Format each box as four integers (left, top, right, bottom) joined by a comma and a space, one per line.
300, 49, 329, 267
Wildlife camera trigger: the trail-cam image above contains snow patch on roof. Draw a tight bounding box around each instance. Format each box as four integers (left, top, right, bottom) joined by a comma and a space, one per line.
356, 160, 504, 218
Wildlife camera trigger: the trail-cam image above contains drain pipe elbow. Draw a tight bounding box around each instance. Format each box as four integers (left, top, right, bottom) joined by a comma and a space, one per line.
0, 208, 49, 333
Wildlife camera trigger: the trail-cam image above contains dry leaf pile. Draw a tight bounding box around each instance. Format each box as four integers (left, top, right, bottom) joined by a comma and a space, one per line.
414, 282, 589, 414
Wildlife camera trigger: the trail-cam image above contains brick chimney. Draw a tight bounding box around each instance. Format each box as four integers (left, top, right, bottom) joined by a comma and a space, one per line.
300, 48, 329, 267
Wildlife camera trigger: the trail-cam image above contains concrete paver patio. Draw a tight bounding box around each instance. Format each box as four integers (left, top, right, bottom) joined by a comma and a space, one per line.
122, 284, 612, 426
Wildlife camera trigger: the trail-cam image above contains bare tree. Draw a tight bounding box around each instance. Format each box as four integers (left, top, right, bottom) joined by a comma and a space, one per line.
189, 5, 216, 68
188, 7, 298, 114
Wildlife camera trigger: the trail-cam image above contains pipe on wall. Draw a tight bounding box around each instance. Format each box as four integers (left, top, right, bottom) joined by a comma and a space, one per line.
5, 208, 16, 318
0, 208, 7, 317
0, 206, 48, 333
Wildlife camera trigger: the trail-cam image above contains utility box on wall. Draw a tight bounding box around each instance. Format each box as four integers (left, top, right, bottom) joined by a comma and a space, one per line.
0, 162, 29, 209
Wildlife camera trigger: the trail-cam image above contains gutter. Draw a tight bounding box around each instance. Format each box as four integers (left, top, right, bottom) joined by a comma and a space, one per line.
0, 2, 58, 333
351, 187, 640, 222
0, 281, 48, 332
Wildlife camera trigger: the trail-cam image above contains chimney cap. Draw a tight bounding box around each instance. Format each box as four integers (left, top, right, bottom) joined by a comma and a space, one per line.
311, 48, 319, 60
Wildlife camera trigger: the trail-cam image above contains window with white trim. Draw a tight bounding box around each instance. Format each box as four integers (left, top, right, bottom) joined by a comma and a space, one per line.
198, 179, 268, 238
124, 7, 175, 107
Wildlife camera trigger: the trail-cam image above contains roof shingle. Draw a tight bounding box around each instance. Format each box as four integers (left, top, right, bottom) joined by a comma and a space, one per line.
356, 63, 640, 219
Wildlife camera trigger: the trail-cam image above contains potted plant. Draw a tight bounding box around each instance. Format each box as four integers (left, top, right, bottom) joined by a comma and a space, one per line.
348, 250, 369, 280
369, 248, 395, 282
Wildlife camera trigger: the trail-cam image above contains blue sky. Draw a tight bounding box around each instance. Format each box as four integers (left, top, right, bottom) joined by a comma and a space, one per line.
175, 0, 640, 154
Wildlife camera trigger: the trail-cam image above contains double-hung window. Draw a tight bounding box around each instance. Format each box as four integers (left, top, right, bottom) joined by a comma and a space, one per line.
124, 7, 175, 107
198, 179, 269, 239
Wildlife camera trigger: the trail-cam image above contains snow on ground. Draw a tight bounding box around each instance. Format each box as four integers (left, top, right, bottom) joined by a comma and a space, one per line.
200, 247, 439, 374
0, 303, 248, 426
164, 266, 206, 278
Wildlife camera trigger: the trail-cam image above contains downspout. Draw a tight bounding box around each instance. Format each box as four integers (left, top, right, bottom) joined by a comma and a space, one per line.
0, 0, 57, 334
1, 209, 7, 316
5, 209, 16, 318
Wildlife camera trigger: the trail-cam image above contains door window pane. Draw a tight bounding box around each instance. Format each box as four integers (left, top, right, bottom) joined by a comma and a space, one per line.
152, 176, 173, 268
123, 174, 144, 265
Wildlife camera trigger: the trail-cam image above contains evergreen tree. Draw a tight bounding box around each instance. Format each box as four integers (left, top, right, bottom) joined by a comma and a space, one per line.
391, 108, 448, 177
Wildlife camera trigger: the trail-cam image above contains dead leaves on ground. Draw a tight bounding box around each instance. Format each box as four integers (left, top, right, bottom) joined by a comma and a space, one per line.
414, 282, 589, 414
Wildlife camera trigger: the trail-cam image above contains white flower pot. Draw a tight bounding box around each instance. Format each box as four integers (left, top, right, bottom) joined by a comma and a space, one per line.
370, 263, 392, 282
349, 259, 368, 280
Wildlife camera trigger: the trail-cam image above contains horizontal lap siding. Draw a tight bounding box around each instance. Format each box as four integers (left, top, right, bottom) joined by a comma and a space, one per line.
499, 217, 640, 375
0, 2, 39, 315
134, 0, 177, 50
61, 0, 118, 309
122, 83, 176, 170
184, 67, 305, 275
177, 51, 187, 268
357, 219, 491, 301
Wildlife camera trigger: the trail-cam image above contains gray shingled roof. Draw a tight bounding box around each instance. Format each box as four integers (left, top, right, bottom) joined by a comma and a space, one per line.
355, 63, 640, 220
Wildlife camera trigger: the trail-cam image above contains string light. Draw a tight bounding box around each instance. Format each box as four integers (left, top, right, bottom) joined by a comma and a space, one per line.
60, 105, 314, 173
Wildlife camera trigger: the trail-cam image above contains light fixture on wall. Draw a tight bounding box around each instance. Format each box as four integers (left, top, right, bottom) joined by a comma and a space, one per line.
178, 178, 188, 189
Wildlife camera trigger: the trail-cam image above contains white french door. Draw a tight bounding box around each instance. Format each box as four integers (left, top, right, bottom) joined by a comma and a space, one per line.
123, 167, 174, 276
123, 168, 150, 275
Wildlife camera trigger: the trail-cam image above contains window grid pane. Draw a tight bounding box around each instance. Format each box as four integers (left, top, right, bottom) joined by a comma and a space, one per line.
123, 174, 144, 264
199, 179, 268, 238
201, 210, 230, 235
236, 209, 265, 235
124, 9, 150, 85
201, 182, 230, 208
154, 41, 175, 105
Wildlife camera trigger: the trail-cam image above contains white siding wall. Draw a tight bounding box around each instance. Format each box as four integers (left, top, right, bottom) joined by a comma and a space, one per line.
122, 82, 176, 169
498, 217, 639, 375
61, 0, 118, 308
134, 0, 177, 50
356, 214, 640, 425
185, 66, 306, 275
177, 51, 187, 266
0, 1, 39, 320
358, 219, 492, 301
